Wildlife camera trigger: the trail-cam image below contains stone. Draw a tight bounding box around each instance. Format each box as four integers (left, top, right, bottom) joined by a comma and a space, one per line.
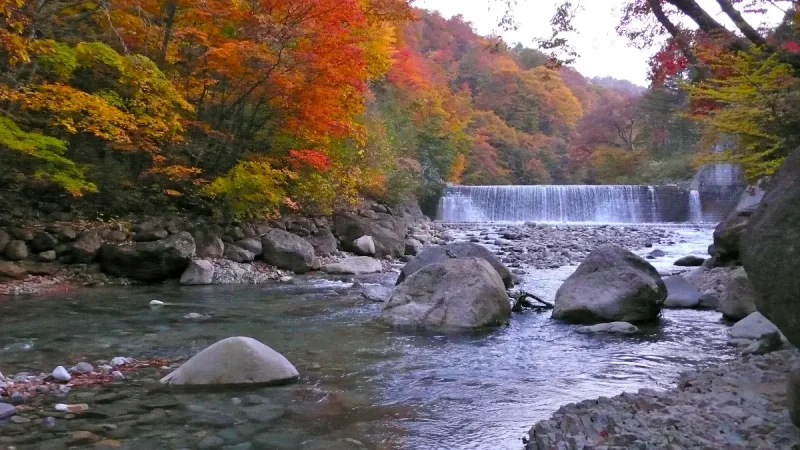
261, 228, 315, 273
729, 312, 782, 340
741, 150, 800, 347
112, 371, 125, 381
362, 285, 393, 303
0, 403, 16, 420
9, 391, 24, 405
674, 255, 705, 267
4, 239, 28, 260
101, 229, 128, 242
110, 357, 131, 367
71, 362, 94, 374
100, 232, 195, 282
234, 238, 262, 257
663, 275, 701, 308
397, 242, 513, 289
132, 229, 169, 242
575, 322, 638, 334
333, 213, 406, 259
380, 257, 511, 330
32, 231, 59, 252
149, 300, 165, 307
38, 250, 57, 262
0, 261, 27, 280
742, 333, 782, 355
0, 229, 9, 253
223, 244, 255, 263
648, 249, 666, 258
698, 292, 720, 310
192, 228, 224, 259
552, 245, 666, 324
352, 236, 376, 256
712, 212, 749, 265
56, 227, 77, 242
160, 336, 298, 386
183, 312, 212, 321
52, 366, 71, 382
789, 364, 800, 427
322, 256, 383, 275
9, 227, 33, 241
304, 229, 338, 255
720, 267, 758, 320
71, 231, 103, 263
180, 260, 215, 285
404, 238, 423, 256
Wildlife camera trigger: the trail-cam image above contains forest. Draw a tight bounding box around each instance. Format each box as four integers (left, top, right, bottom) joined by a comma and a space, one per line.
0, 0, 798, 220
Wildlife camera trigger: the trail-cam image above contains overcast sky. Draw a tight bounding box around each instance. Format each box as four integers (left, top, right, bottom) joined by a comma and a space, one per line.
417, 0, 788, 86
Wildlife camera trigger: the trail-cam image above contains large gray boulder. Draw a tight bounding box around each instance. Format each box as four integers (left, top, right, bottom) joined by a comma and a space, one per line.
304, 229, 337, 255
160, 337, 298, 386
711, 212, 749, 266
261, 228, 315, 273
353, 236, 376, 256
729, 312, 781, 340
663, 275, 701, 308
322, 256, 382, 275
396, 242, 513, 288
180, 260, 215, 286
192, 228, 224, 259
71, 231, 102, 263
100, 232, 195, 282
552, 245, 666, 324
380, 257, 510, 330
223, 244, 255, 263
333, 213, 405, 259
720, 267, 758, 320
742, 150, 800, 347
234, 238, 262, 257
4, 240, 28, 261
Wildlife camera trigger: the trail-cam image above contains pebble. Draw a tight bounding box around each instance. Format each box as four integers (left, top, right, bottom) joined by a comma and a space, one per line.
51, 366, 71, 382
110, 357, 130, 367
9, 391, 25, 405
149, 300, 165, 306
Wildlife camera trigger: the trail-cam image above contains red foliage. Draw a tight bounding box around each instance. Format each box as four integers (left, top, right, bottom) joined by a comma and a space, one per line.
287, 149, 332, 172
649, 39, 689, 86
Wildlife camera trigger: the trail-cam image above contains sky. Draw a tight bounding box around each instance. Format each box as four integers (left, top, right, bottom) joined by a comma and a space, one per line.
417, 0, 789, 86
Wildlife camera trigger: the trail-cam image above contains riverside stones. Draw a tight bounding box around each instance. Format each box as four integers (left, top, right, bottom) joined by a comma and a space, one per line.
304, 229, 338, 255
261, 228, 315, 274
333, 213, 405, 259
380, 257, 510, 330
742, 149, 800, 347
0, 403, 16, 420
234, 238, 263, 257
353, 236, 376, 256
71, 231, 103, 263
730, 312, 782, 340
160, 337, 298, 386
322, 256, 383, 275
663, 275, 701, 308
721, 267, 758, 321
397, 242, 513, 289
192, 228, 224, 259
552, 245, 666, 324
100, 232, 195, 282
4, 240, 28, 261
180, 260, 215, 286
223, 244, 255, 263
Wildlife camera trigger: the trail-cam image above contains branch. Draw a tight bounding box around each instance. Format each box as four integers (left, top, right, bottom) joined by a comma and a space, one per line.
715, 0, 771, 48
647, 0, 710, 80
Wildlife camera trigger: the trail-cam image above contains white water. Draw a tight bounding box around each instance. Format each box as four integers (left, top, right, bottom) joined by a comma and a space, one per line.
689, 190, 703, 223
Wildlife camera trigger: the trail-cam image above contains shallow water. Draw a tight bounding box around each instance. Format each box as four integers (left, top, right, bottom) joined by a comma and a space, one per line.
0, 227, 735, 450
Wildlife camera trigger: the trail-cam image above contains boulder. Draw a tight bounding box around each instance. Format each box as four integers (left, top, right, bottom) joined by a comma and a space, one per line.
180, 260, 215, 286
192, 228, 224, 259
575, 322, 638, 334
31, 231, 58, 252
380, 257, 510, 330
9, 227, 33, 241
71, 231, 102, 263
261, 228, 315, 273
552, 245, 666, 324
304, 229, 337, 255
647, 249, 666, 258
100, 229, 127, 242
224, 244, 255, 263
729, 312, 782, 340
741, 150, 800, 347
235, 238, 263, 257
397, 242, 513, 289
789, 364, 800, 427
404, 238, 423, 256
4, 240, 28, 261
720, 267, 758, 320
132, 229, 169, 242
0, 403, 16, 420
362, 285, 393, 303
674, 255, 705, 267
37, 250, 57, 262
353, 236, 376, 256
663, 276, 701, 308
322, 256, 383, 275
56, 227, 78, 242
100, 232, 195, 282
0, 261, 27, 280
712, 212, 749, 265
0, 229, 9, 253
160, 337, 298, 386
333, 213, 405, 259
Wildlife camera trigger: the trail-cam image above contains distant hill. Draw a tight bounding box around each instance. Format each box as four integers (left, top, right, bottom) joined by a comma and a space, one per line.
591, 76, 646, 96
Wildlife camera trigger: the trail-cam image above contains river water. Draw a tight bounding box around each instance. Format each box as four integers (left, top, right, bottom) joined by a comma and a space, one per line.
0, 227, 735, 450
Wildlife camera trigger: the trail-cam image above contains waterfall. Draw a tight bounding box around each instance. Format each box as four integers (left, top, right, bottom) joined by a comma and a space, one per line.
688, 190, 703, 223
437, 185, 679, 223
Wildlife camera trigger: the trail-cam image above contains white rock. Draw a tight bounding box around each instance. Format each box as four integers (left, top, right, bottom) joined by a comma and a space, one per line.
575, 322, 639, 335
149, 300, 165, 307
183, 312, 211, 321
54, 403, 68, 412
112, 371, 125, 381
110, 357, 130, 367
279, 276, 294, 283
730, 312, 781, 340
322, 256, 383, 275
353, 236, 376, 256
51, 366, 71, 382
160, 336, 298, 386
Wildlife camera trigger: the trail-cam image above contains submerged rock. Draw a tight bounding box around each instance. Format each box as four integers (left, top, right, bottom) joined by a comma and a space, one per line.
380, 257, 510, 330
160, 336, 298, 386
322, 256, 383, 275
575, 322, 638, 334
397, 242, 513, 288
663, 275, 701, 308
552, 245, 666, 324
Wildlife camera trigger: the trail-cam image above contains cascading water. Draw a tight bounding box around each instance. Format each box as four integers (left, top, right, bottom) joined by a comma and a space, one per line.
437, 185, 676, 223
688, 190, 703, 223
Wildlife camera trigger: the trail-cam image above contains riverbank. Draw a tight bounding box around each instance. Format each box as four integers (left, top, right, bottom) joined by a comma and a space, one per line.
526, 349, 800, 449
